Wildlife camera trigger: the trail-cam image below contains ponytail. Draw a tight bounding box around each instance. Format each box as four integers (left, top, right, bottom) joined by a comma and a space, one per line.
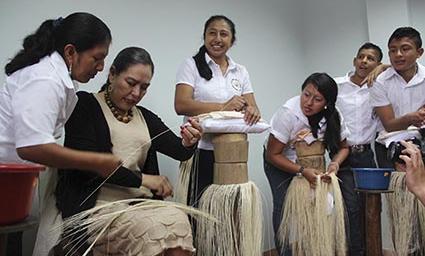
5, 20, 56, 75
5, 12, 111, 76
192, 45, 212, 80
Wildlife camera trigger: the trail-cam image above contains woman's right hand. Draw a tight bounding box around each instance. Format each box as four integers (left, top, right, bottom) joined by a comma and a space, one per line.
302, 168, 321, 189
141, 174, 174, 198
222, 95, 246, 111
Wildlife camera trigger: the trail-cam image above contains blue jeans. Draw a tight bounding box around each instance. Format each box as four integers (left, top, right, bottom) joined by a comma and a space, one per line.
263, 150, 294, 256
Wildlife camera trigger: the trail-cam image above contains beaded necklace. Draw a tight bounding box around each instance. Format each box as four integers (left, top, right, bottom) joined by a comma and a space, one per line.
104, 89, 133, 123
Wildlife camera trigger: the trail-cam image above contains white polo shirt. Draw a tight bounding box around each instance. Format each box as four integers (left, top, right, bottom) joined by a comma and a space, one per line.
176, 53, 254, 150
370, 63, 425, 130
0, 51, 78, 163
335, 72, 378, 146
267, 96, 350, 162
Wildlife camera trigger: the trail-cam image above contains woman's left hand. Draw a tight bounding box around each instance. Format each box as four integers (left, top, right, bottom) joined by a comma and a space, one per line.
321, 161, 339, 183
243, 105, 261, 125
181, 118, 202, 147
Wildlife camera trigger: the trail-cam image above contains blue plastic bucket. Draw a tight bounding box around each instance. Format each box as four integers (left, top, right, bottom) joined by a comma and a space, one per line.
352, 168, 394, 190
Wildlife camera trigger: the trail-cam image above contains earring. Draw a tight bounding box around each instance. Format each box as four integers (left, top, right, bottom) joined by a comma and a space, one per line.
324, 105, 328, 110
68, 63, 73, 79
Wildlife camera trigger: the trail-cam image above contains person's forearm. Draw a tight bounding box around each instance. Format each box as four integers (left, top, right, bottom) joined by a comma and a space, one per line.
175, 98, 224, 116
242, 93, 259, 109
382, 115, 413, 132
330, 147, 349, 167
17, 143, 118, 173
266, 151, 300, 174
413, 187, 425, 206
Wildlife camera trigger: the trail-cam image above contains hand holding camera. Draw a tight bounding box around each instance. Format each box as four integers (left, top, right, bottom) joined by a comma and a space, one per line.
397, 140, 425, 205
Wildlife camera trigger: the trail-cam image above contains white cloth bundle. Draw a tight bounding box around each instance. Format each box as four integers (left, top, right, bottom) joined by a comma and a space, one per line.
376, 126, 423, 147
198, 111, 270, 134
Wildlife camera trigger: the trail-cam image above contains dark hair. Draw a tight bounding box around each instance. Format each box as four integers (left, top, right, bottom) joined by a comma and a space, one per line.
357, 42, 383, 62
388, 27, 422, 49
193, 15, 236, 81
100, 47, 154, 92
5, 12, 112, 76
301, 72, 341, 156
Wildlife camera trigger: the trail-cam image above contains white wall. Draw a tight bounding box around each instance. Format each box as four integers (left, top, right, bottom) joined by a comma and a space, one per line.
1, 0, 424, 255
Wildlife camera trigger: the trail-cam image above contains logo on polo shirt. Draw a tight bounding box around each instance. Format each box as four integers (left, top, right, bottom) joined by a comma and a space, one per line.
231, 79, 242, 92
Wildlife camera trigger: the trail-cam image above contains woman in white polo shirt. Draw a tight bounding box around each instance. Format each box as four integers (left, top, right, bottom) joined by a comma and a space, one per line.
174, 15, 261, 206
263, 73, 350, 255
0, 12, 119, 177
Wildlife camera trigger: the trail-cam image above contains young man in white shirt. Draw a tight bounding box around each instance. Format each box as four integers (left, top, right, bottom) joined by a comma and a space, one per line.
370, 27, 425, 168
335, 42, 383, 256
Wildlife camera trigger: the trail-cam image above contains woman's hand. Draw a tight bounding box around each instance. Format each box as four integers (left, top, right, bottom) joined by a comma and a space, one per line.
321, 162, 339, 183
302, 168, 322, 189
243, 105, 261, 125
181, 118, 202, 147
222, 95, 246, 111
141, 174, 174, 198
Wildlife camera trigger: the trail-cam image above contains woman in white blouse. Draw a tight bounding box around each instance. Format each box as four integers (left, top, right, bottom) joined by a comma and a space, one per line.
174, 15, 261, 206
0, 12, 119, 177
263, 72, 350, 255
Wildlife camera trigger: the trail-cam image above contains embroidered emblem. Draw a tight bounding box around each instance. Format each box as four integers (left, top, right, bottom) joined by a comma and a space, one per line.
231, 79, 242, 91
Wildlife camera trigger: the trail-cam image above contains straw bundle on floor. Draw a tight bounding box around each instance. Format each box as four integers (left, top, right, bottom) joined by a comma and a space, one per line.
386, 171, 425, 255
196, 181, 262, 256
278, 173, 346, 256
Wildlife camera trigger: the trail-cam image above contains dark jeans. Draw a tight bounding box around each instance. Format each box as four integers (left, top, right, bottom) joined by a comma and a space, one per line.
339, 148, 376, 256
375, 141, 393, 168
263, 150, 294, 256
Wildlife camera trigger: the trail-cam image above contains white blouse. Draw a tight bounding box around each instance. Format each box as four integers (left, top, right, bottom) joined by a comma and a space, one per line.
0, 52, 78, 162
176, 53, 254, 150
267, 96, 349, 162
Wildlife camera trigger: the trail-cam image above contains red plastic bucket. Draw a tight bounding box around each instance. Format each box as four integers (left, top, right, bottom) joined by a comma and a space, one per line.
0, 163, 45, 225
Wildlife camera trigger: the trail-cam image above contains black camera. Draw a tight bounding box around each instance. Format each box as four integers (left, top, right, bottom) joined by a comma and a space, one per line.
387, 128, 425, 163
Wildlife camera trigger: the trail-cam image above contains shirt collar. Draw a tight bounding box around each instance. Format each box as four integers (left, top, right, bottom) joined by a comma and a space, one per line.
381, 63, 425, 86
49, 51, 78, 90
205, 52, 237, 71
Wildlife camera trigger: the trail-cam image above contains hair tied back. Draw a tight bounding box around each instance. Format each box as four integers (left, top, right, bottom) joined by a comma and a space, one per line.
53, 17, 63, 28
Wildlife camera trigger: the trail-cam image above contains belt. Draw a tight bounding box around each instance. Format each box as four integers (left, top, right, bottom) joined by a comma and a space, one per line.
349, 144, 371, 153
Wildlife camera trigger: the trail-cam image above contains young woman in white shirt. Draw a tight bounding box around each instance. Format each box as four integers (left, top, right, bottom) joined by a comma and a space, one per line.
0, 12, 119, 177
174, 15, 261, 206
263, 72, 350, 255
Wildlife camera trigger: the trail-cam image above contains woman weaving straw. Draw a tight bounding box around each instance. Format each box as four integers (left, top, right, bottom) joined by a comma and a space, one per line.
263, 72, 350, 255
50, 47, 203, 255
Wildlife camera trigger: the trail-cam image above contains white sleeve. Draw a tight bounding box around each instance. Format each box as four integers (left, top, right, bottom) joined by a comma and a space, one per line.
338, 109, 350, 141
269, 106, 293, 144
369, 80, 390, 107
12, 77, 64, 148
240, 65, 254, 94
175, 58, 197, 88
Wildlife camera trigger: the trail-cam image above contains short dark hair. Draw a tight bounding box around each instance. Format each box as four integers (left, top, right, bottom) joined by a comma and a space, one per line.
5, 12, 111, 76
100, 47, 154, 92
357, 42, 383, 62
388, 27, 422, 49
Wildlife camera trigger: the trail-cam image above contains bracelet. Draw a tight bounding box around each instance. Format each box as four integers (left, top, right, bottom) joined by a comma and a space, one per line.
297, 166, 305, 176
